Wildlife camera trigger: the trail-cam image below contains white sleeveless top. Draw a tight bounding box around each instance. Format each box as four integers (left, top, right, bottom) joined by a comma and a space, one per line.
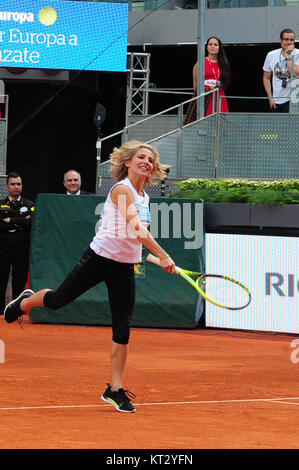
90, 177, 151, 263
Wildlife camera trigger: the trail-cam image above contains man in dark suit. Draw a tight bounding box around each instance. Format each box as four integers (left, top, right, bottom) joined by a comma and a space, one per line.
63, 169, 92, 195
0, 172, 34, 315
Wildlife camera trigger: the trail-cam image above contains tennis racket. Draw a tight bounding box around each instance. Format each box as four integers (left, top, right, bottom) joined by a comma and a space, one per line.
146, 254, 251, 310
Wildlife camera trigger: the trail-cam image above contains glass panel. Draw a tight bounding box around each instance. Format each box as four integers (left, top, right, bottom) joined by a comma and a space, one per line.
208, 1, 282, 7
217, 114, 299, 178
133, 0, 287, 10
63, 0, 297, 9
290, 53, 299, 113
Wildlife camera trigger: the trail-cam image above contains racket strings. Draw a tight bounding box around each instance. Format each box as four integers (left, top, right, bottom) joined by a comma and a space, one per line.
197, 275, 250, 310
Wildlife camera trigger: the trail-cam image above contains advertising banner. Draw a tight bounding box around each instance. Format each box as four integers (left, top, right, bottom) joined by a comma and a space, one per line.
0, 0, 128, 71
206, 233, 299, 334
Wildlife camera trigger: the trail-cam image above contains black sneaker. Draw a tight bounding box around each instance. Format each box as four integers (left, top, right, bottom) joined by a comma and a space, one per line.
101, 383, 136, 413
4, 289, 34, 324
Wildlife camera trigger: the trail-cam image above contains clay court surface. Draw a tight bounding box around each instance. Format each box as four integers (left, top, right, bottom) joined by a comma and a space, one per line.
0, 317, 298, 450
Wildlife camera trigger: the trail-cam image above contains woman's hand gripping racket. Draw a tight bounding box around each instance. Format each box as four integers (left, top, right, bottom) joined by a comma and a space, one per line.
147, 254, 251, 310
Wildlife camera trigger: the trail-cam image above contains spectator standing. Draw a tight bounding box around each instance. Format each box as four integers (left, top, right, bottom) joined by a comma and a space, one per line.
184, 36, 230, 124
0, 172, 34, 316
263, 28, 299, 113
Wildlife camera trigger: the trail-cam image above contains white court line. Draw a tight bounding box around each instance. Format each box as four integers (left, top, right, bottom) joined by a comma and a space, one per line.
0, 404, 105, 411
140, 397, 299, 406
269, 400, 299, 406
0, 397, 299, 411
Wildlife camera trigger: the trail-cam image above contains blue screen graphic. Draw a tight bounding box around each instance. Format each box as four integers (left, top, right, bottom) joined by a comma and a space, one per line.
0, 0, 128, 72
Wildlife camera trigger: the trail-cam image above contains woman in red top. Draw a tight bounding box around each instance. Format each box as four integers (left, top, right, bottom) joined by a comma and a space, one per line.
184, 36, 230, 123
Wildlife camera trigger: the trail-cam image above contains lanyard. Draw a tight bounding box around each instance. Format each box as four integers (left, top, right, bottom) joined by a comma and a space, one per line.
207, 58, 220, 83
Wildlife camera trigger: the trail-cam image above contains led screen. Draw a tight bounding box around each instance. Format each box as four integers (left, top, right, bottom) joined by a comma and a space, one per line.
0, 0, 128, 71
206, 233, 299, 334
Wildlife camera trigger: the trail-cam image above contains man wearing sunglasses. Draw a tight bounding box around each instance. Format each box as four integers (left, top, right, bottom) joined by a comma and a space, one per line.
263, 29, 299, 113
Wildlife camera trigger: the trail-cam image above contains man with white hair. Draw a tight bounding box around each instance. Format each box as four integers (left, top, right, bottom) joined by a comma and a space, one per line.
63, 169, 92, 195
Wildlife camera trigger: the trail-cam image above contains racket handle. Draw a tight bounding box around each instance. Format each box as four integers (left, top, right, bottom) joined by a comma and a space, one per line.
146, 254, 180, 274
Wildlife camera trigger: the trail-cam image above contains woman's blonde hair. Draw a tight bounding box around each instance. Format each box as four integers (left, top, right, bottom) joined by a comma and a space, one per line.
109, 140, 169, 186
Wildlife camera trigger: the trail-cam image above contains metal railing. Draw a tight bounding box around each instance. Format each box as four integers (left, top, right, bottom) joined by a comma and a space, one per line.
96, 69, 299, 194
96, 86, 216, 160
0, 94, 9, 184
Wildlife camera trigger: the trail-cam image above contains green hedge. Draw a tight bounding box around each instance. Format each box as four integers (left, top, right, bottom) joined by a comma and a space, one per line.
171, 179, 299, 205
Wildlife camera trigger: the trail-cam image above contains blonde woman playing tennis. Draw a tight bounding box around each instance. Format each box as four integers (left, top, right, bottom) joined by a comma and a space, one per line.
4, 140, 176, 413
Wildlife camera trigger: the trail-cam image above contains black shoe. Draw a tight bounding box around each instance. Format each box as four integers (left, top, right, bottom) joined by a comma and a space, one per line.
101, 383, 136, 413
4, 289, 34, 324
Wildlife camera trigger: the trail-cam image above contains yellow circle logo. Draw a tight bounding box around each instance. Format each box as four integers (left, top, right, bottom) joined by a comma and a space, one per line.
39, 6, 58, 26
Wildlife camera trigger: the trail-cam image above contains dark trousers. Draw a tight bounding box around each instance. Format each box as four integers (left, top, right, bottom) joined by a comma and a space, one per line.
44, 247, 136, 345
270, 101, 290, 113
0, 248, 29, 315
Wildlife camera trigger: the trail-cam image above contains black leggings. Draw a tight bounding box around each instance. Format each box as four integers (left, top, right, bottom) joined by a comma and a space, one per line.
44, 247, 135, 345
